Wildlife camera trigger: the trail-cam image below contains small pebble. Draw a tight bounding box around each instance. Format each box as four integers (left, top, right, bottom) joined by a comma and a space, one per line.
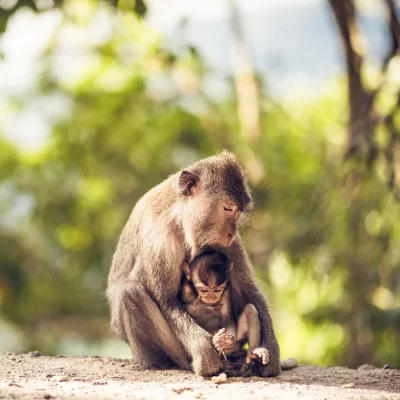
51, 376, 69, 382
211, 373, 227, 384
358, 364, 375, 371
28, 350, 41, 357
171, 387, 193, 394
342, 382, 355, 389
93, 380, 108, 385
281, 357, 298, 370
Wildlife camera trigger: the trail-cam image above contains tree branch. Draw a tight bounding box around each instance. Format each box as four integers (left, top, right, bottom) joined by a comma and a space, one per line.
382, 0, 400, 72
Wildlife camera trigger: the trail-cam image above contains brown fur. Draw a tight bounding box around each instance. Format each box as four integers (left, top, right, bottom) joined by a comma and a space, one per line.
180, 250, 268, 365
106, 151, 280, 377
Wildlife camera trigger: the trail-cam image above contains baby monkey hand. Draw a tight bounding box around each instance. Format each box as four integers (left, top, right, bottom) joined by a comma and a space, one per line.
213, 328, 236, 356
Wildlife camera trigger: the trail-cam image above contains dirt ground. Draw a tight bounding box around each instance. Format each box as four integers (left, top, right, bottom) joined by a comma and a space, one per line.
0, 352, 399, 400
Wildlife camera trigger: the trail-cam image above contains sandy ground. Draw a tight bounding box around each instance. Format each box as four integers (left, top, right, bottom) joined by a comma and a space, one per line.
0, 352, 399, 400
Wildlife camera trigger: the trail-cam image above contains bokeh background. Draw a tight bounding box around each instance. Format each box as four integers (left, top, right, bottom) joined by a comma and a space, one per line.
1, 0, 400, 369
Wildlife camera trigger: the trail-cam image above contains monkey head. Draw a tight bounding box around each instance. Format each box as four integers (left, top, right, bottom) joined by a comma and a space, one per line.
178, 151, 253, 251
184, 251, 233, 306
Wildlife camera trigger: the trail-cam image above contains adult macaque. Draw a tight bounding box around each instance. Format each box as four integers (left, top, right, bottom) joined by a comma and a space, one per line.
106, 151, 280, 377
179, 250, 269, 369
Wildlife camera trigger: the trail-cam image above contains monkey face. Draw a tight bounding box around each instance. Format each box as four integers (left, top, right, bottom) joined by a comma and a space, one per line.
216, 201, 241, 247
178, 152, 253, 250
189, 252, 230, 306
194, 283, 226, 305
187, 195, 245, 249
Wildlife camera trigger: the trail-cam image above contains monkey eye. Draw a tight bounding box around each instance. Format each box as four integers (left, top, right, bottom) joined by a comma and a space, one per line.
214, 290, 222, 293
223, 206, 233, 212
200, 289, 208, 294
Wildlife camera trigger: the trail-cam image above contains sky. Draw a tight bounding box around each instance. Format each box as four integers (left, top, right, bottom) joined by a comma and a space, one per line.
0, 0, 389, 150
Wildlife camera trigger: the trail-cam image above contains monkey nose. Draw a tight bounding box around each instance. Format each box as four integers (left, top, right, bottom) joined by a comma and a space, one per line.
218, 232, 235, 248
226, 233, 234, 247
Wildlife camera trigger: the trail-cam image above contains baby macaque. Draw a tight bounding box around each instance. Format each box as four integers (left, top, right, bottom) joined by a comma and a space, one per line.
180, 250, 269, 371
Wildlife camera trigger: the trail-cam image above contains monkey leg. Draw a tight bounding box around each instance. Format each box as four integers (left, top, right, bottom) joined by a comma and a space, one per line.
236, 304, 260, 357
118, 282, 191, 370
236, 303, 269, 365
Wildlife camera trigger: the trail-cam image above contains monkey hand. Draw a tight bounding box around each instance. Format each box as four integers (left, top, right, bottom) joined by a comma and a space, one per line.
246, 347, 269, 365
192, 336, 223, 377
212, 328, 236, 356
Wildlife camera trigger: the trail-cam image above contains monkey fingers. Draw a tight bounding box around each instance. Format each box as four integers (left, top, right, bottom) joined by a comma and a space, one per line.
222, 338, 236, 355
214, 328, 226, 337
246, 347, 269, 365
213, 332, 236, 355
213, 329, 234, 347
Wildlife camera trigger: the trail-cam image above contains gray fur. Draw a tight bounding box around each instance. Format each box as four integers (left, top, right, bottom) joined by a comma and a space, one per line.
106, 151, 280, 377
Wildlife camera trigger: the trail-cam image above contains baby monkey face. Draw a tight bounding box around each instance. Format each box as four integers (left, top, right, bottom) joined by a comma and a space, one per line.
184, 250, 232, 306
193, 278, 227, 305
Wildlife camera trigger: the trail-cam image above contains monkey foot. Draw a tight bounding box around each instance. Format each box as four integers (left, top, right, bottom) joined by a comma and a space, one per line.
238, 362, 254, 378
246, 347, 269, 365
221, 359, 237, 377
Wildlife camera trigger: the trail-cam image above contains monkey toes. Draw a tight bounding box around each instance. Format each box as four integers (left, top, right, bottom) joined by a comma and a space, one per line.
246, 347, 269, 365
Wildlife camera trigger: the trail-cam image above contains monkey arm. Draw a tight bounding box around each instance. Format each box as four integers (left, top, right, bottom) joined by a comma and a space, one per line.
159, 295, 223, 375
220, 289, 236, 337
140, 260, 223, 376
209, 289, 236, 356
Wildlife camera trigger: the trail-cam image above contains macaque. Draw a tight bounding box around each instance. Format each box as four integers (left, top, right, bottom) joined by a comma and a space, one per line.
180, 250, 269, 372
106, 151, 280, 377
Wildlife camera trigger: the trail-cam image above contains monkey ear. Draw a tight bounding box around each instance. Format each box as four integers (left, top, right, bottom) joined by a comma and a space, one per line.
229, 261, 234, 272
183, 263, 191, 280
179, 171, 199, 196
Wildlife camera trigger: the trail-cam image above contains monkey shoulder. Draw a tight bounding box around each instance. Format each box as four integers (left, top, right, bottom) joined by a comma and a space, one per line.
127, 175, 179, 227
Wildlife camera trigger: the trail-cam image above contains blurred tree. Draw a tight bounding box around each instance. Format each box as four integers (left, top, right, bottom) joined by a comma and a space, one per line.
228, 0, 262, 146
0, 0, 399, 370
327, 0, 400, 367
328, 0, 400, 188
0, 0, 147, 33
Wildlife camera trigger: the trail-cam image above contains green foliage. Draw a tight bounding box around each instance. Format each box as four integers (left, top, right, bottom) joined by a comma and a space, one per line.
0, 0, 147, 33
0, 0, 399, 369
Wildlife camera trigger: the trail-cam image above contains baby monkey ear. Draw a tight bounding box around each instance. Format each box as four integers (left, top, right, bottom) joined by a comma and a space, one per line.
179, 171, 199, 196
183, 263, 191, 280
